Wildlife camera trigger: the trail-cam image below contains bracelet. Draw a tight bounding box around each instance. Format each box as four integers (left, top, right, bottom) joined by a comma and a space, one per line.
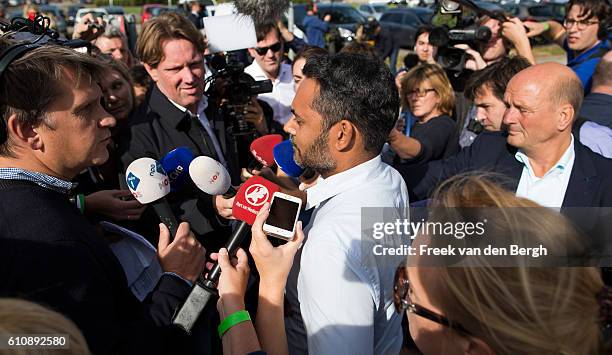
542, 21, 550, 32
76, 194, 85, 214
217, 310, 251, 338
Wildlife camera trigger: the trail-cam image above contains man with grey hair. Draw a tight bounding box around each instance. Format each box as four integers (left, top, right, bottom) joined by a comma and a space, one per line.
94, 26, 133, 67
400, 62, 612, 209
576, 50, 612, 158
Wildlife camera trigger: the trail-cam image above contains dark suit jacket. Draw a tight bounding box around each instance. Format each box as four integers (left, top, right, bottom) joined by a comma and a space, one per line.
399, 131, 612, 208
118, 85, 231, 249
0, 180, 194, 355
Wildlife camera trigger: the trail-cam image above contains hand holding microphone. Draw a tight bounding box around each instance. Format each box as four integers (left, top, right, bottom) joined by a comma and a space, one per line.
158, 222, 206, 284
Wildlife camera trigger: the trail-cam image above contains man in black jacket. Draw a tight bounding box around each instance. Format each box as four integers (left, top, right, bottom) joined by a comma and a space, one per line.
120, 13, 234, 247
400, 62, 612, 209
0, 40, 206, 354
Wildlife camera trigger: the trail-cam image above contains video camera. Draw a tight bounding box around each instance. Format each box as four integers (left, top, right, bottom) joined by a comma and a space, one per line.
429, 0, 506, 72
205, 53, 272, 136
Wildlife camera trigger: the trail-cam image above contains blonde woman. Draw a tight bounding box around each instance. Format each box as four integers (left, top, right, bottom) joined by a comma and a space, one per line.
396, 174, 612, 355
388, 63, 458, 165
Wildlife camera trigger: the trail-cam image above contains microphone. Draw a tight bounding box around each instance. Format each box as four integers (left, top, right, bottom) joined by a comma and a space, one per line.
160, 147, 195, 192
234, 0, 291, 25
273, 139, 304, 178
125, 158, 178, 236
173, 176, 280, 333
189, 155, 237, 197
250, 134, 283, 168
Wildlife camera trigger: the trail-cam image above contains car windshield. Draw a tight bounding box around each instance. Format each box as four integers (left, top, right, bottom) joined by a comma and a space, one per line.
321, 6, 366, 24
373, 5, 387, 12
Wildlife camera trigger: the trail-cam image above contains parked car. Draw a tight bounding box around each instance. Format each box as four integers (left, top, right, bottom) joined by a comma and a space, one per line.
501, 1, 565, 23
358, 3, 388, 20
293, 3, 368, 53
141, 4, 163, 23
66, 4, 84, 27
379, 7, 433, 49
39, 4, 67, 34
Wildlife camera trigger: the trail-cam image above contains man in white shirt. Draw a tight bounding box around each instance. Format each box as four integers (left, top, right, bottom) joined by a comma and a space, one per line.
245, 22, 296, 126
283, 52, 409, 355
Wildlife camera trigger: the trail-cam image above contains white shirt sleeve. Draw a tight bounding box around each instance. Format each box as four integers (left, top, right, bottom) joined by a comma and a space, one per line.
298, 240, 376, 355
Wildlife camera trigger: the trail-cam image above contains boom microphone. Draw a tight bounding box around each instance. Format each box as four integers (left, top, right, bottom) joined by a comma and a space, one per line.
173, 176, 280, 333
126, 158, 178, 236
234, 0, 291, 25
160, 147, 194, 192
189, 156, 237, 197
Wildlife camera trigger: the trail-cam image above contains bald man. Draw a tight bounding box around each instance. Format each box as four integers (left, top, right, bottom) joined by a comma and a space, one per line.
399, 62, 612, 209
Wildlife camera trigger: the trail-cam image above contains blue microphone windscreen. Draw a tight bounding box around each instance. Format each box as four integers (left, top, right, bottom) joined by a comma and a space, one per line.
273, 140, 304, 178
161, 147, 195, 192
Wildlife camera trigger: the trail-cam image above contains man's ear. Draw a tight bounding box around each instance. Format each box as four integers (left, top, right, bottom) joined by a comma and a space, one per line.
557, 103, 574, 132
7, 114, 43, 150
144, 63, 159, 83
332, 120, 356, 152
247, 48, 257, 59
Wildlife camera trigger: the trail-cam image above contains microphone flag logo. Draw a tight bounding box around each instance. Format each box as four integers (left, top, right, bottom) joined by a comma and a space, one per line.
127, 172, 140, 191
245, 184, 269, 207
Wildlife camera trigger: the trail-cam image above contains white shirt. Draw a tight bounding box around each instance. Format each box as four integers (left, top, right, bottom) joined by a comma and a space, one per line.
285, 156, 409, 355
168, 96, 227, 167
515, 136, 575, 208
580, 121, 612, 159
245, 61, 295, 125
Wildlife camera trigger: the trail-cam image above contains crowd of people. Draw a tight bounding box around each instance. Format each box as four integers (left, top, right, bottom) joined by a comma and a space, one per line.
1, 0, 612, 354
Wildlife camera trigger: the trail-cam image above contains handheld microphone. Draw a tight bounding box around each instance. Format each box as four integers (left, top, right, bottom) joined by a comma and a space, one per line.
160, 147, 194, 192
126, 158, 178, 236
273, 139, 304, 178
189, 155, 237, 197
173, 176, 280, 333
250, 134, 283, 168
234, 0, 291, 25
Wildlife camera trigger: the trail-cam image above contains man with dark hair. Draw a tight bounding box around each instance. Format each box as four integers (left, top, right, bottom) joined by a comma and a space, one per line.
576, 50, 612, 157
526, 0, 611, 93
414, 25, 437, 64
463, 56, 532, 132
0, 39, 206, 354
401, 63, 612, 210
283, 52, 409, 354
246, 21, 296, 126
120, 13, 235, 245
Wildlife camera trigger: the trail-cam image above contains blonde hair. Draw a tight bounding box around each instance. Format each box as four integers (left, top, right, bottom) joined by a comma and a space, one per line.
0, 298, 90, 355
414, 174, 604, 355
400, 63, 454, 116
136, 12, 205, 68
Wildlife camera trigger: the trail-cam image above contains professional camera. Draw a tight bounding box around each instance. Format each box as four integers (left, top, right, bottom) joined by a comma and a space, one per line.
206, 53, 272, 136
429, 0, 506, 72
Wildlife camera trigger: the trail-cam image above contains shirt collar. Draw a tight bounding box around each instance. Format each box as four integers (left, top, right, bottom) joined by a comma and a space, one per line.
0, 167, 76, 194
514, 135, 575, 178
248, 60, 289, 83
305, 155, 383, 210
567, 39, 608, 63
149, 85, 201, 129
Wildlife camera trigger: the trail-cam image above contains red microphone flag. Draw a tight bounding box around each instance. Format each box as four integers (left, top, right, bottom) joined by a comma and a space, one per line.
249, 134, 283, 168
232, 176, 280, 225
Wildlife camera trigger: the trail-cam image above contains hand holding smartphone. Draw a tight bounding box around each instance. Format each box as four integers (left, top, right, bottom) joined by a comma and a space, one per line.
263, 192, 302, 241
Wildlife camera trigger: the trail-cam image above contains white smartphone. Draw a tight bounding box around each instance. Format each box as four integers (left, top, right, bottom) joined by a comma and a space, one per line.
263, 192, 302, 241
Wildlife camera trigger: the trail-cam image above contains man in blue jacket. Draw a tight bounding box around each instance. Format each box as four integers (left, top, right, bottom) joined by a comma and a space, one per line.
303, 2, 331, 48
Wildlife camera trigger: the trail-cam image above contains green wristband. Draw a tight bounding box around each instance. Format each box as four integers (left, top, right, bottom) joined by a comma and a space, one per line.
217, 310, 251, 338
542, 21, 550, 32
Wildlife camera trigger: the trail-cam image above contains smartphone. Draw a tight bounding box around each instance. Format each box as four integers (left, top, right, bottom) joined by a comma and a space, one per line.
263, 192, 302, 241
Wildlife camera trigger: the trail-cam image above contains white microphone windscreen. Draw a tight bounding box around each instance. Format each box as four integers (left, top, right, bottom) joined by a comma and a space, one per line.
125, 158, 171, 204
189, 156, 231, 195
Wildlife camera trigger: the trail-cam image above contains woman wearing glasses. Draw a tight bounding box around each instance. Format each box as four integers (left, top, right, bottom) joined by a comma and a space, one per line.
395, 175, 612, 355
387, 63, 458, 166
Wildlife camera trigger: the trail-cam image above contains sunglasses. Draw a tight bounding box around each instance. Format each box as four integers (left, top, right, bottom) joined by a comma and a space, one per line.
254, 42, 282, 56
393, 264, 471, 335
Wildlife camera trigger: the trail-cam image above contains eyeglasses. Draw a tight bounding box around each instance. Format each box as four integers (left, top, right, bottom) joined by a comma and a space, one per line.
563, 18, 599, 30
408, 88, 436, 98
393, 264, 471, 335
254, 42, 283, 56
